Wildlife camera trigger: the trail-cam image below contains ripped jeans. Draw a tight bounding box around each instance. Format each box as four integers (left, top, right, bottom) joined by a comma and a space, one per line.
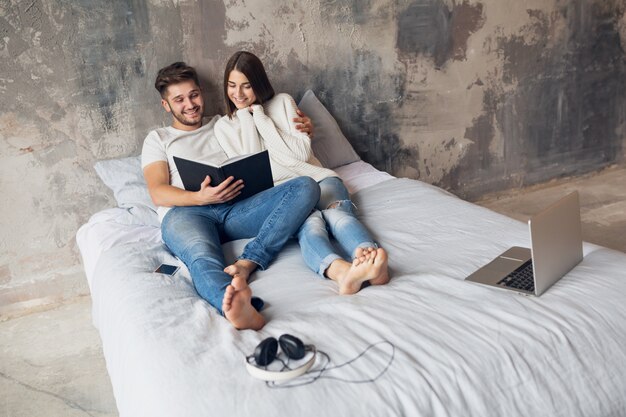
297, 176, 376, 276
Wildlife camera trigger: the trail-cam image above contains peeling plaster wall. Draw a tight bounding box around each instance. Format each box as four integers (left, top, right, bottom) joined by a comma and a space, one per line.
0, 0, 182, 314
1, 0, 624, 314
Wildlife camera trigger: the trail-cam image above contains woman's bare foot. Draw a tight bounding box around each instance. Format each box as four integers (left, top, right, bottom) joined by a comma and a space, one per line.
353, 247, 389, 286
222, 275, 266, 330
224, 259, 257, 282
367, 248, 390, 286
354, 247, 376, 263
325, 251, 387, 295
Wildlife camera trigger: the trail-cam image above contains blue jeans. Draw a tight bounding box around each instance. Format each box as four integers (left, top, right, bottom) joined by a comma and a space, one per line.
297, 177, 376, 276
161, 176, 320, 314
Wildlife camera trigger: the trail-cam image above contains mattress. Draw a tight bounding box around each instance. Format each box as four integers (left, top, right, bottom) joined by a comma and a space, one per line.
76, 161, 626, 417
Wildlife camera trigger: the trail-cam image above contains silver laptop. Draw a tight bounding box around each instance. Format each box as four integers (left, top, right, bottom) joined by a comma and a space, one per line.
466, 191, 583, 296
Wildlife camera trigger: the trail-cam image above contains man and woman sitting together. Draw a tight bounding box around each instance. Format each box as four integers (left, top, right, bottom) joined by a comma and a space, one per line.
142, 51, 389, 330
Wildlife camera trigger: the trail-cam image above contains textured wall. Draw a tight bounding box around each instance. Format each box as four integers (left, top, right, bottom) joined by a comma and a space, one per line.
1, 0, 625, 314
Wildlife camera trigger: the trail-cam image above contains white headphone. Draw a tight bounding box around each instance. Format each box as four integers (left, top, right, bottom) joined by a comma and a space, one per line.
245, 334, 317, 382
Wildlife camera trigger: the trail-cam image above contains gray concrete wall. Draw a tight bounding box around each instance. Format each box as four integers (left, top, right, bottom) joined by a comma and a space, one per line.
1, 0, 625, 315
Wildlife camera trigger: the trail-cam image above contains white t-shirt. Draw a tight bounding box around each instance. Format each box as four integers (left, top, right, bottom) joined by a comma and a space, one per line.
141, 115, 227, 221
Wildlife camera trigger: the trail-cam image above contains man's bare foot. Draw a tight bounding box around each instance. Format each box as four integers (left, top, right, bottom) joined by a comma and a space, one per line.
367, 248, 390, 286
224, 259, 257, 282
222, 275, 266, 330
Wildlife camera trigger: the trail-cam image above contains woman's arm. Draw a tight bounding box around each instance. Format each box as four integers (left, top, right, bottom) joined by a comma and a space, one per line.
215, 112, 264, 158
252, 94, 313, 162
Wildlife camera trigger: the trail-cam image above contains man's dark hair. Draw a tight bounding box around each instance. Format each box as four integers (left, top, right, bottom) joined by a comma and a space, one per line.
223, 51, 275, 117
155, 62, 200, 97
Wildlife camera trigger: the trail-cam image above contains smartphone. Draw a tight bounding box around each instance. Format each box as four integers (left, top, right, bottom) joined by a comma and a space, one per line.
154, 263, 180, 275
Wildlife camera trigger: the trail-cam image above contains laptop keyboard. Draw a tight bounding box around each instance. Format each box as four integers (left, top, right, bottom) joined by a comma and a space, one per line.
497, 260, 535, 293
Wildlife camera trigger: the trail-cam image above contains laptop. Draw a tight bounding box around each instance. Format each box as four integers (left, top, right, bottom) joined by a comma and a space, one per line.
465, 191, 583, 296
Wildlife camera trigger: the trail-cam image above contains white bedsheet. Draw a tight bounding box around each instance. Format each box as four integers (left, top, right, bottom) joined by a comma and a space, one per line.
78, 166, 626, 417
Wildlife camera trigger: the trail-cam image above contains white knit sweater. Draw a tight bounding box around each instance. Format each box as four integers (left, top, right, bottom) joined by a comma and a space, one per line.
214, 93, 337, 185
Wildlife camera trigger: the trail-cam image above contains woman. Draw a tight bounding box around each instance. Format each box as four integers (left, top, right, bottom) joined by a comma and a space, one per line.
214, 51, 389, 294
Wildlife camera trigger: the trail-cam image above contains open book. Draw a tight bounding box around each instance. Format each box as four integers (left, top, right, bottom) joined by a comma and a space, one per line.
173, 150, 274, 203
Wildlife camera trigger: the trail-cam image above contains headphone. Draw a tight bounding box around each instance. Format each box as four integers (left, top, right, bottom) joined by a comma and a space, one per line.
245, 334, 317, 382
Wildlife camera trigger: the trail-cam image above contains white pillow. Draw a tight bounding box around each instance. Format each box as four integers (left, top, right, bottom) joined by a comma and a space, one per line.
297, 90, 361, 169
94, 155, 157, 213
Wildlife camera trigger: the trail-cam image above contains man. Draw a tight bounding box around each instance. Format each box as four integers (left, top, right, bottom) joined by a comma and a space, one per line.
142, 62, 319, 330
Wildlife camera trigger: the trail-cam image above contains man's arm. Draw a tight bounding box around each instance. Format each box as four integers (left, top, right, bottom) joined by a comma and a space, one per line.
143, 161, 243, 207
294, 109, 314, 137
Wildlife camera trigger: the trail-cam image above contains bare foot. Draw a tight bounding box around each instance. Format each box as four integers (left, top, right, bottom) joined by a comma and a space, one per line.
222, 276, 266, 330
325, 251, 386, 295
353, 247, 389, 286
367, 248, 390, 286
224, 259, 258, 282
354, 247, 376, 264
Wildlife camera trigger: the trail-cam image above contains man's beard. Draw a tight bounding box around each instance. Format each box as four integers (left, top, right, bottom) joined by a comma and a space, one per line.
171, 106, 202, 127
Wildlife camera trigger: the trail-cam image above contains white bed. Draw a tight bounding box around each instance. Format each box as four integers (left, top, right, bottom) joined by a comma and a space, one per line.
78, 92, 626, 417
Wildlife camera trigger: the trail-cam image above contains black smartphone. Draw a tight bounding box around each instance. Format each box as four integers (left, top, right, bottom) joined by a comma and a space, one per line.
154, 263, 180, 275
